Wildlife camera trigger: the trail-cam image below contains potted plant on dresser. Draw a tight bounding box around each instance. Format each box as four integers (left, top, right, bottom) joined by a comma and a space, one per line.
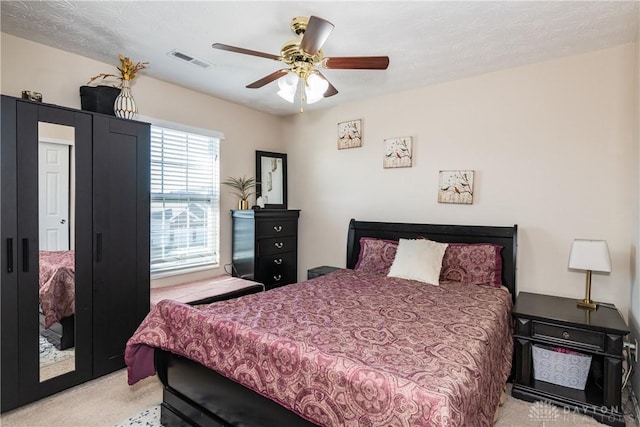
223, 176, 257, 210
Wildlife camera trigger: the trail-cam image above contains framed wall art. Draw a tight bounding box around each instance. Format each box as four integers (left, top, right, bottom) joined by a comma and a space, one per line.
337, 119, 362, 149
256, 150, 287, 209
438, 170, 474, 204
383, 136, 413, 168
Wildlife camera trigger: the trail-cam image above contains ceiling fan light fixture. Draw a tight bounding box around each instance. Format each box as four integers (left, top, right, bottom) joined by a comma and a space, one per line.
278, 72, 299, 90
277, 73, 299, 103
305, 73, 329, 104
277, 88, 296, 103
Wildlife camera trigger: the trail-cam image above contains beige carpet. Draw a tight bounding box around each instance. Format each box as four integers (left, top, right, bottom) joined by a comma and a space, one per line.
496, 384, 608, 426
0, 373, 635, 426
0, 370, 161, 427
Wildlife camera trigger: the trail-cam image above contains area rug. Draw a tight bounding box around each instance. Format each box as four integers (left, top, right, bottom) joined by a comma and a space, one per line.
39, 334, 74, 366
113, 404, 160, 427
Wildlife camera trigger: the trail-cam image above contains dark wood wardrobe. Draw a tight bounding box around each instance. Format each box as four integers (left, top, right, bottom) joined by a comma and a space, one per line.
0, 95, 150, 411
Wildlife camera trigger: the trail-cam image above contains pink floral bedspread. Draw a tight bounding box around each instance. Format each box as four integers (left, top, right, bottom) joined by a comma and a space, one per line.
39, 250, 75, 328
126, 269, 513, 426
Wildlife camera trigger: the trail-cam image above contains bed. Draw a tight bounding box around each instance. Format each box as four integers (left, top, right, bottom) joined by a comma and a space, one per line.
39, 250, 75, 350
126, 219, 518, 426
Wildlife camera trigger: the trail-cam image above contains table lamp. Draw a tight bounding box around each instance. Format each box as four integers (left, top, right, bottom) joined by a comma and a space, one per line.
568, 239, 611, 309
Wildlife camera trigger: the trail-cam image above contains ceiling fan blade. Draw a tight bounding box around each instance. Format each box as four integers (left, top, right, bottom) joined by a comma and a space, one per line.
246, 69, 289, 89
212, 43, 280, 61
300, 16, 334, 56
316, 72, 338, 97
324, 56, 390, 70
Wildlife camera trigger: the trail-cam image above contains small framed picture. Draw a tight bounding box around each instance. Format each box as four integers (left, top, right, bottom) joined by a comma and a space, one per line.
383, 136, 413, 168
337, 119, 362, 149
438, 170, 474, 204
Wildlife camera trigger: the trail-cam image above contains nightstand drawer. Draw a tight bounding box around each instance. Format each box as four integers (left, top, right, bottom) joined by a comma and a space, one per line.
532, 321, 604, 351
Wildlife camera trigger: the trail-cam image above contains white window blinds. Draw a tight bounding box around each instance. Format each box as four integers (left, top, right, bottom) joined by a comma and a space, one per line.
150, 126, 220, 274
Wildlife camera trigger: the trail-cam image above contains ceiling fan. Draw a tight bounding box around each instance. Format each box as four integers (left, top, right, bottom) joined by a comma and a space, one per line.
212, 15, 389, 109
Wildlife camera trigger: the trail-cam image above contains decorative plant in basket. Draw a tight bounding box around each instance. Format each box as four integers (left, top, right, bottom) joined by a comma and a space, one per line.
83, 54, 149, 119
223, 176, 257, 210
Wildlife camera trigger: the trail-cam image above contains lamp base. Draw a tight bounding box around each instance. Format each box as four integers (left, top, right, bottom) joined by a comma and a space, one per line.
577, 299, 597, 310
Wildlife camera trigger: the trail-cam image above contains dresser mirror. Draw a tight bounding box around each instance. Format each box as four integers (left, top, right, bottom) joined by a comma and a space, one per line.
37, 122, 76, 381
255, 150, 287, 209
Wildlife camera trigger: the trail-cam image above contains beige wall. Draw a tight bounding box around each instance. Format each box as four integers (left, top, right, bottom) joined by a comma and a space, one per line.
1, 33, 283, 287
283, 44, 637, 318
2, 34, 637, 317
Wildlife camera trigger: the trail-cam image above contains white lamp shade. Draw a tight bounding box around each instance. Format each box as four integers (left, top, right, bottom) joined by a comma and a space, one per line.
277, 73, 299, 103
568, 239, 611, 272
277, 88, 296, 103
278, 72, 299, 90
305, 73, 329, 104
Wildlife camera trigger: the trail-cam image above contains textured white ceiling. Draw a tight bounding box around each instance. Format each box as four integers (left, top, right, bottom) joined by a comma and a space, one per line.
1, 1, 638, 116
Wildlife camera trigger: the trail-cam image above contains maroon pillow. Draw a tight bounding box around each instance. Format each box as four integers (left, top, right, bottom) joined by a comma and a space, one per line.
354, 237, 398, 275
439, 243, 503, 287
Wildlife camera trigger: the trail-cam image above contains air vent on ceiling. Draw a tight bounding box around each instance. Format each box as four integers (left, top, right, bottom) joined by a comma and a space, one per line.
168, 49, 211, 69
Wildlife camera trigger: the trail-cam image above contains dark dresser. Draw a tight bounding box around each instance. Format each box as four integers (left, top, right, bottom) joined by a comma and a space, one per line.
231, 209, 300, 290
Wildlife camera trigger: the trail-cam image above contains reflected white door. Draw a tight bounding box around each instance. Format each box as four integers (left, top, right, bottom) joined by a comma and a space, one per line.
39, 142, 70, 250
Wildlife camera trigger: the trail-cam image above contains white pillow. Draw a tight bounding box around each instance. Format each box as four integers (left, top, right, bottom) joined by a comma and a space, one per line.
387, 239, 449, 285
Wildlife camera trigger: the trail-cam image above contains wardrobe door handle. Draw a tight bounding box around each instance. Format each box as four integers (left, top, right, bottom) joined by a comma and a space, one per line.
273, 226, 282, 232
21, 238, 29, 272
274, 242, 284, 249
96, 233, 103, 263
6, 238, 13, 273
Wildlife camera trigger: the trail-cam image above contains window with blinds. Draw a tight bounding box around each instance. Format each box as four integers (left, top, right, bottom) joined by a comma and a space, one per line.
150, 126, 219, 274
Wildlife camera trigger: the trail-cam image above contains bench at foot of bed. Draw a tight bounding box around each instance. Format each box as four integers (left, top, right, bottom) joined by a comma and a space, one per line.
150, 275, 264, 309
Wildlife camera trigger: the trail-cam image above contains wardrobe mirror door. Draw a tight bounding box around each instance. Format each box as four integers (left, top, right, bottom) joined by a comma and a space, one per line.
37, 122, 76, 382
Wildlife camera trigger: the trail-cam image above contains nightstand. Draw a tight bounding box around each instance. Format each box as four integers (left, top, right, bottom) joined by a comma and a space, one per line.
511, 292, 629, 427
307, 266, 341, 280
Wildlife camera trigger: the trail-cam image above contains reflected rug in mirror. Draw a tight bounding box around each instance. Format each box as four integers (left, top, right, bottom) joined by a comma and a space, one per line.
39, 334, 74, 366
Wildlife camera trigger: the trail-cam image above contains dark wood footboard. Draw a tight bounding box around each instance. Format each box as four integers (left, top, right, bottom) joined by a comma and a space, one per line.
155, 350, 317, 427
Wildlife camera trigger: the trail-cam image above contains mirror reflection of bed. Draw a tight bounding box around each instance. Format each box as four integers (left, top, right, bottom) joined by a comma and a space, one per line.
37, 122, 76, 382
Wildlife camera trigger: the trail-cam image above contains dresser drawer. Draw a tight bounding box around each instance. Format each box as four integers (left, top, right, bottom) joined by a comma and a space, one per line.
256, 219, 297, 238
258, 236, 297, 256
532, 321, 604, 351
257, 252, 295, 284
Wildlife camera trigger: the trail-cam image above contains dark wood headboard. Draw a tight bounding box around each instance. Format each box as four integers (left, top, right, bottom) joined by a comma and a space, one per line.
346, 219, 518, 301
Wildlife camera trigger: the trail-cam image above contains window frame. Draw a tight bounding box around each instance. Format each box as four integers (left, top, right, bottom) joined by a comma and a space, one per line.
142, 116, 224, 279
